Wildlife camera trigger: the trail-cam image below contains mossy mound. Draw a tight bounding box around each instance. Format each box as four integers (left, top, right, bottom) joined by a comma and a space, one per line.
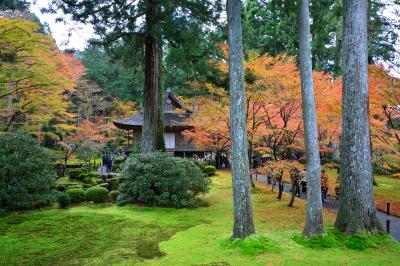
218, 234, 281, 256
293, 228, 391, 250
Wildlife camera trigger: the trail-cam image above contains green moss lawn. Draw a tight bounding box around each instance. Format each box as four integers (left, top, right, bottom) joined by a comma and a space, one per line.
1, 170, 399, 265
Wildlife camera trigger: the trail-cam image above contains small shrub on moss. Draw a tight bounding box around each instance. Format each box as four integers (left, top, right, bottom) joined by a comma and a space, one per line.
218, 234, 281, 256
112, 163, 121, 172
204, 165, 217, 176
85, 186, 109, 203
69, 169, 83, 180
114, 158, 125, 164
117, 152, 210, 208
293, 234, 338, 249
109, 190, 120, 202
57, 192, 71, 209
66, 188, 85, 203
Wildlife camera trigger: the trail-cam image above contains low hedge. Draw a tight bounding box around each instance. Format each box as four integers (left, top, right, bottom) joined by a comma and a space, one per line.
66, 188, 85, 203
57, 192, 71, 209
85, 186, 109, 203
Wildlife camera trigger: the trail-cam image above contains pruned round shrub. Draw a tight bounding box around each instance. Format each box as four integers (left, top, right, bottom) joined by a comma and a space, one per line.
57, 192, 71, 209
85, 186, 109, 203
117, 152, 210, 208
204, 165, 217, 176
109, 190, 120, 202
0, 133, 56, 210
66, 188, 85, 203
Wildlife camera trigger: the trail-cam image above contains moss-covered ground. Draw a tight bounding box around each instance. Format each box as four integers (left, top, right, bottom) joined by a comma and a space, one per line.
1, 170, 399, 265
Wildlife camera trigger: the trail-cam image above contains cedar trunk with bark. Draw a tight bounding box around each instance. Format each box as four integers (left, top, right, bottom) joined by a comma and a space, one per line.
335, 0, 382, 234
227, 0, 256, 239
142, 1, 160, 153
298, 0, 325, 237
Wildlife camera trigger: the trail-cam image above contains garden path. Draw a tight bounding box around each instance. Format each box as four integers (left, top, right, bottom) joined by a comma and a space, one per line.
253, 173, 400, 241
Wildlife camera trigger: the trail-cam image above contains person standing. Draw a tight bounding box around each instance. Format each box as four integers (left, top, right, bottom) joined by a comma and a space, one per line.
320, 170, 329, 202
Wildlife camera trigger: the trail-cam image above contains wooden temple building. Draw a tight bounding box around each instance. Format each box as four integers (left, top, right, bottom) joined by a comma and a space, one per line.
113, 89, 207, 158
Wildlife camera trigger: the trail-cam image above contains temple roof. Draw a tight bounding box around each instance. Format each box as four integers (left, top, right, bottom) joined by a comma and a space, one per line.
112, 89, 192, 131
113, 112, 192, 130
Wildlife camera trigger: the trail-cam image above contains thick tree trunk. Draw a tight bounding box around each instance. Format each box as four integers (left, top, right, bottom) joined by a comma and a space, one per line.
335, 0, 382, 234
298, 0, 325, 237
227, 0, 255, 239
156, 41, 165, 151
142, 1, 160, 153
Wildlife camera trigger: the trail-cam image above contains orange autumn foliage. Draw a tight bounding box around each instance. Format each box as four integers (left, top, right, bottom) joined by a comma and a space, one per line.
186, 53, 399, 167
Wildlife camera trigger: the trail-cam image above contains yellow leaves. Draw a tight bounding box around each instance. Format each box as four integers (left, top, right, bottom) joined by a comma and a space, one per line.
0, 18, 84, 135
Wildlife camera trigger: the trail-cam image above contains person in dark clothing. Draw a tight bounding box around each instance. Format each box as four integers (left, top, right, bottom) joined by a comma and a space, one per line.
252, 158, 259, 169
105, 155, 112, 173
321, 170, 329, 203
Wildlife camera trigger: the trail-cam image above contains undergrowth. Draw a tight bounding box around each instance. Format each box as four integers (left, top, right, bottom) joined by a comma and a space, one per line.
218, 234, 281, 256
293, 228, 391, 250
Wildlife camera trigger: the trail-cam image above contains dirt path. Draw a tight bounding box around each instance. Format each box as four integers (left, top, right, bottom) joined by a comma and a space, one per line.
253, 173, 400, 241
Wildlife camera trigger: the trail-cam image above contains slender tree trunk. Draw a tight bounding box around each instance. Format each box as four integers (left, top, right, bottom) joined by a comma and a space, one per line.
227, 0, 255, 239
298, 0, 325, 237
7, 77, 14, 125
142, 1, 160, 153
335, 0, 382, 234
248, 142, 255, 187
288, 179, 296, 207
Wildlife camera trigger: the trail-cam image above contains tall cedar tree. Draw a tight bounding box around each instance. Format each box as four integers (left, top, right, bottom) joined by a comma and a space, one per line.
335, 0, 382, 234
47, 0, 221, 152
227, 0, 255, 239
297, 0, 325, 237
243, 0, 399, 75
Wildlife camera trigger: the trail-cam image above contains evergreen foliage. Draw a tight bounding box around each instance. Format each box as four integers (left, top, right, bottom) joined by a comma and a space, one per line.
85, 186, 109, 203
0, 133, 56, 210
66, 188, 85, 204
117, 152, 210, 208
57, 192, 71, 209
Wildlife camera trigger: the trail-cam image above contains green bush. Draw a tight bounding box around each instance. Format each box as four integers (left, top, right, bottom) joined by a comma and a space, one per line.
43, 132, 59, 148
0, 133, 56, 210
57, 192, 71, 209
66, 188, 85, 203
117, 152, 210, 208
54, 162, 65, 177
194, 160, 208, 172
114, 158, 125, 164
109, 190, 120, 202
85, 186, 109, 203
194, 160, 216, 176
204, 165, 217, 176
112, 163, 121, 172
69, 169, 83, 180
